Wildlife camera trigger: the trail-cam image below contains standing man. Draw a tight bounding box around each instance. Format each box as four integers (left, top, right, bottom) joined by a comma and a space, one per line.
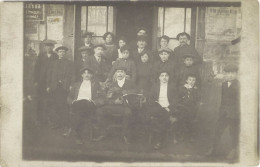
174, 32, 202, 67
85, 44, 110, 83
75, 46, 93, 81
207, 64, 240, 160
34, 39, 58, 125
47, 45, 75, 129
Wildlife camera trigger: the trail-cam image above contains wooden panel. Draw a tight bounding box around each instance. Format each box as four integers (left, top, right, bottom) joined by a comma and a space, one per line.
73, 5, 81, 62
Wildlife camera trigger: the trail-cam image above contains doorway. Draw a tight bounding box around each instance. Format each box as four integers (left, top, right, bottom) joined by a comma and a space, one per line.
116, 5, 154, 48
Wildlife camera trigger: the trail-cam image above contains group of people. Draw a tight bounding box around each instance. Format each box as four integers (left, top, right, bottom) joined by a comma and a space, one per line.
25, 27, 240, 159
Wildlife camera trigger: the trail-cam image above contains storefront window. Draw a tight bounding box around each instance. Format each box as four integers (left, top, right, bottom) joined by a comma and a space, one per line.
157, 7, 191, 49
81, 6, 114, 43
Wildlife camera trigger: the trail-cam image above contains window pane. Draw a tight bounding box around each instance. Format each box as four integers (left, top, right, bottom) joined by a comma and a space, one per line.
164, 8, 185, 38
81, 6, 87, 31
168, 39, 180, 50
185, 8, 191, 34
157, 7, 164, 37
87, 6, 107, 36
107, 6, 113, 32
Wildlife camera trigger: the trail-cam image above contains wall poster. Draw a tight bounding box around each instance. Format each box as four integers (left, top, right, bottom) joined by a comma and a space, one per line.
47, 16, 63, 40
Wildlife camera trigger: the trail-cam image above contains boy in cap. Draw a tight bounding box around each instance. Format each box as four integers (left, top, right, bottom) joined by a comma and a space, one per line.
67, 67, 104, 144
153, 35, 174, 62
46, 45, 75, 129
106, 45, 136, 83
85, 44, 110, 82
132, 35, 152, 64
152, 48, 177, 83
175, 73, 201, 142
207, 64, 240, 160
94, 67, 135, 144
75, 46, 93, 81
145, 70, 178, 149
176, 54, 201, 88
174, 32, 202, 67
34, 39, 58, 124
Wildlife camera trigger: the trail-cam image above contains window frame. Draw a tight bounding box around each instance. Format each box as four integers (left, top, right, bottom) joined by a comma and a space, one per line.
83, 5, 113, 38
158, 7, 191, 40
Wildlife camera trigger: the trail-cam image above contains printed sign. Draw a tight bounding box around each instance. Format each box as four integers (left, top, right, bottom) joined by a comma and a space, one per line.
24, 3, 44, 21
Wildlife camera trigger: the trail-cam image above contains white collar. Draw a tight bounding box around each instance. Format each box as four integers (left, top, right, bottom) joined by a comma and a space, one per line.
160, 82, 168, 86
117, 77, 126, 87
184, 83, 196, 89
82, 80, 91, 84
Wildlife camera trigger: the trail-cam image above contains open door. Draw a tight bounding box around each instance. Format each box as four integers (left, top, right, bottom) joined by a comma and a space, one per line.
116, 5, 154, 49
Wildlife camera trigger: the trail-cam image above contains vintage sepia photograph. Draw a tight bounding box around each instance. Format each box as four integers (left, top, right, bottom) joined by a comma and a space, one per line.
0, 0, 259, 166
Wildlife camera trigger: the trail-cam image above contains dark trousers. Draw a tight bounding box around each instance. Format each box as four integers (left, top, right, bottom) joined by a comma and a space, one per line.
175, 105, 198, 139
96, 104, 132, 137
36, 82, 48, 123
70, 100, 96, 139
49, 85, 69, 128
212, 116, 240, 152
146, 102, 172, 143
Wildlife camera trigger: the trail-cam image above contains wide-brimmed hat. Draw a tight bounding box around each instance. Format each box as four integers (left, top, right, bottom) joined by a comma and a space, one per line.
54, 45, 69, 52
43, 39, 56, 46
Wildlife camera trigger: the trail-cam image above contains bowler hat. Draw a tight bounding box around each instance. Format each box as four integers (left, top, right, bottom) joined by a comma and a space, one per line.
159, 69, 170, 76
82, 32, 93, 38
43, 39, 56, 46
115, 66, 127, 72
80, 66, 94, 75
120, 45, 131, 52
183, 54, 195, 59
136, 27, 148, 34
78, 46, 92, 52
93, 44, 106, 50
137, 35, 148, 42
54, 45, 69, 52
158, 48, 172, 54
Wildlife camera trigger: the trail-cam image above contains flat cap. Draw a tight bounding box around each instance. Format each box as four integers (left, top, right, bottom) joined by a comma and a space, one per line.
158, 48, 172, 54
43, 39, 56, 46
80, 66, 95, 74
54, 45, 68, 52
224, 64, 239, 72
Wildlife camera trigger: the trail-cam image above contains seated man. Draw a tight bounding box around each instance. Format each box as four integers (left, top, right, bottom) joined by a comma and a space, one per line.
94, 67, 135, 144
145, 70, 178, 149
67, 67, 104, 145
